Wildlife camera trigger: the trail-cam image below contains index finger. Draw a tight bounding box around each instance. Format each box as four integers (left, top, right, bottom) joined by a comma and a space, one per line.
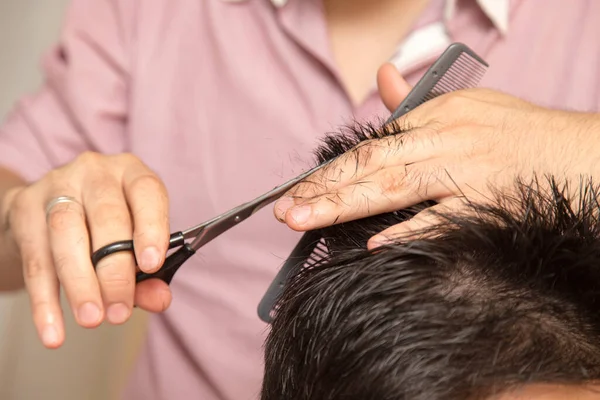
273, 87, 482, 221
120, 157, 170, 274
273, 120, 446, 222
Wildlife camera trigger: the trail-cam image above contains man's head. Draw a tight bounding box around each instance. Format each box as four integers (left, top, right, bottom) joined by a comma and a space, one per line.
261, 121, 600, 400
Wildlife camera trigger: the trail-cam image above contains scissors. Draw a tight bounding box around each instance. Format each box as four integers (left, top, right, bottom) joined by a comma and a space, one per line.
91, 160, 332, 284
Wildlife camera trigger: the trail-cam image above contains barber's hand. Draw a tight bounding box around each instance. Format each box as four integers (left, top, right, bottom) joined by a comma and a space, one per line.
1, 152, 172, 348
273, 63, 600, 248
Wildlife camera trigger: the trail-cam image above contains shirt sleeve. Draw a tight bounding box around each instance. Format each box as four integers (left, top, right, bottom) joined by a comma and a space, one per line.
0, 0, 133, 182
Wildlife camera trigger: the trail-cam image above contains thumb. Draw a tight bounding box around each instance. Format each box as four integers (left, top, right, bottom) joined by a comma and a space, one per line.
377, 63, 412, 113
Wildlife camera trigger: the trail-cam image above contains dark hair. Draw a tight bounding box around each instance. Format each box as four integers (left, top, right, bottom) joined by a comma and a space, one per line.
261, 120, 600, 400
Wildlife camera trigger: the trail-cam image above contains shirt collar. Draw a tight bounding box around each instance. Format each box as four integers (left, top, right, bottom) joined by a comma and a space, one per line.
445, 0, 510, 35
220, 0, 511, 35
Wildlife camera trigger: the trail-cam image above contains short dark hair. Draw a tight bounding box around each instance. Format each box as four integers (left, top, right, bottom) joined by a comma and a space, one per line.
261, 120, 600, 400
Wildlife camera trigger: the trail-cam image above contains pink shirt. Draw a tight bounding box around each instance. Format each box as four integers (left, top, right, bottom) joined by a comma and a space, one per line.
1, 0, 600, 399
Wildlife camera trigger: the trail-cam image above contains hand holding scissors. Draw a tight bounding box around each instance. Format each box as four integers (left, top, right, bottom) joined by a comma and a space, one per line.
91, 162, 331, 284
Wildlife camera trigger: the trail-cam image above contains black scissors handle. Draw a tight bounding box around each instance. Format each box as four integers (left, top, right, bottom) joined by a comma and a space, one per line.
91, 231, 195, 284
135, 243, 196, 284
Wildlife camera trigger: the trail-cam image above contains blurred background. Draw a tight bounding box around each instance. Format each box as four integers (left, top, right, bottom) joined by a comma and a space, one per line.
0, 1, 148, 399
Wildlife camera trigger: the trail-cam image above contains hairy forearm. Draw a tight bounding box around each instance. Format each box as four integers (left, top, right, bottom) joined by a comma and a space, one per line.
587, 113, 600, 175
0, 166, 26, 291
567, 111, 600, 180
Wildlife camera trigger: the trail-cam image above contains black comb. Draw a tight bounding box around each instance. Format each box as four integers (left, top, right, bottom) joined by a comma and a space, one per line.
257, 42, 489, 324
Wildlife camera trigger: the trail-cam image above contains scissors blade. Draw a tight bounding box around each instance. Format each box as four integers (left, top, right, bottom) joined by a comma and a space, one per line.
245, 159, 334, 214
187, 160, 333, 251
180, 213, 225, 240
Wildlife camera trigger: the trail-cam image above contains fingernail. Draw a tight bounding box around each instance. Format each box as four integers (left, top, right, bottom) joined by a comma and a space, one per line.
107, 303, 130, 324
369, 235, 392, 249
289, 205, 312, 226
42, 325, 59, 346
140, 246, 160, 271
77, 302, 102, 326
274, 197, 295, 222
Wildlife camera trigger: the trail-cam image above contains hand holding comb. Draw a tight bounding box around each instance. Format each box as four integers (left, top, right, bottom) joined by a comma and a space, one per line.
257, 42, 489, 324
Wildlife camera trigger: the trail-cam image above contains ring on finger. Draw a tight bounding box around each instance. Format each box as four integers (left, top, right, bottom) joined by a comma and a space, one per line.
45, 196, 82, 220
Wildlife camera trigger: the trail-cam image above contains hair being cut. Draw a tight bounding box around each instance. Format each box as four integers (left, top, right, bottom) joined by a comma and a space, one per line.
261, 119, 600, 400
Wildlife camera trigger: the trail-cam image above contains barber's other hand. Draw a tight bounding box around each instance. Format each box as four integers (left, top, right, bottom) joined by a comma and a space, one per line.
273, 63, 600, 248
1, 152, 172, 348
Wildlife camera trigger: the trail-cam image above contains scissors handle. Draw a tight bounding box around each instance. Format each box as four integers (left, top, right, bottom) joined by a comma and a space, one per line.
91, 231, 191, 284
135, 243, 196, 284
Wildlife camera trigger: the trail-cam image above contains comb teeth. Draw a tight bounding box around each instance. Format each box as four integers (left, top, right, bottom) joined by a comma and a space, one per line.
386, 42, 489, 123
303, 238, 328, 267
257, 230, 328, 323
424, 52, 487, 102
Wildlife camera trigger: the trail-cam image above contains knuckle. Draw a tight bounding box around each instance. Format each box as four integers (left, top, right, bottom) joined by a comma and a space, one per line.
30, 300, 61, 326
129, 173, 164, 193
44, 168, 62, 184
379, 167, 409, 195
438, 92, 467, 111
96, 258, 134, 293
30, 296, 55, 313
115, 152, 139, 165
44, 169, 78, 194
23, 256, 47, 281
75, 151, 102, 166
99, 272, 133, 292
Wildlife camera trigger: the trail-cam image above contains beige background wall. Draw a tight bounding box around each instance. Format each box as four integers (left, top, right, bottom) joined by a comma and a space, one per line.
0, 1, 148, 399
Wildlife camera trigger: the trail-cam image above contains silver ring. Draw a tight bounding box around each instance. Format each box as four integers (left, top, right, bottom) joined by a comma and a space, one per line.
45, 196, 81, 218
